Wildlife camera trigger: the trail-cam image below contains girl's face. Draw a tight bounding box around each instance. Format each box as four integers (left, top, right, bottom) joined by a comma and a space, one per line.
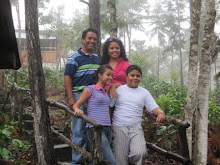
126, 70, 141, 88
108, 42, 121, 60
99, 68, 113, 86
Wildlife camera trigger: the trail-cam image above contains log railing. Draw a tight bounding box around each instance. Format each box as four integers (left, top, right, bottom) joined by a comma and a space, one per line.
145, 111, 191, 164
0, 70, 192, 164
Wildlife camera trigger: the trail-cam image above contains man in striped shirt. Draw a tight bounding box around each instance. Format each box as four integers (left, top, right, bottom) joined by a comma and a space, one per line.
64, 28, 100, 165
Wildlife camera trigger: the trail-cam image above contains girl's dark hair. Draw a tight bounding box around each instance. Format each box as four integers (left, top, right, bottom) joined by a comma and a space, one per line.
82, 28, 98, 39
126, 65, 142, 76
93, 64, 113, 83
101, 37, 128, 65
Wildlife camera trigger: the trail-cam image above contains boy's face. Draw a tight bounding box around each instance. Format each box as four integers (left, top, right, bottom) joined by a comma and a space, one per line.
126, 70, 141, 88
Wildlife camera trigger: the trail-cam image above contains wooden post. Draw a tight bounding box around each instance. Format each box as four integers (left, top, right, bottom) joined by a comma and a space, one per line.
178, 126, 190, 159
91, 127, 103, 164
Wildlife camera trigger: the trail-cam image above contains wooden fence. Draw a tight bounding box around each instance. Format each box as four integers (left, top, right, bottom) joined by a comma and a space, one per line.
0, 70, 192, 165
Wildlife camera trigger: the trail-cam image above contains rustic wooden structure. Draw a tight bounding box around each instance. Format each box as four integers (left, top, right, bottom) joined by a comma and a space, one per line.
1, 70, 192, 164
145, 111, 191, 165
17, 30, 58, 66
0, 0, 21, 69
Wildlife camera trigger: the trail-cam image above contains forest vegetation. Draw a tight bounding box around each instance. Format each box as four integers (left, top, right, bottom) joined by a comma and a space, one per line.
0, 0, 220, 164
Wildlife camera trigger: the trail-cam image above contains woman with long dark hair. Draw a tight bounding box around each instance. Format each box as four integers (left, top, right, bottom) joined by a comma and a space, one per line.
101, 37, 130, 98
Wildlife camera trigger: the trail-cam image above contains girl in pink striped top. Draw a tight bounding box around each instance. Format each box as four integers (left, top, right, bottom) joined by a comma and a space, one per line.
73, 65, 116, 165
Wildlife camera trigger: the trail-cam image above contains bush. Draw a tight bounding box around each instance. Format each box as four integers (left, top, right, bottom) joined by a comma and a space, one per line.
0, 112, 28, 163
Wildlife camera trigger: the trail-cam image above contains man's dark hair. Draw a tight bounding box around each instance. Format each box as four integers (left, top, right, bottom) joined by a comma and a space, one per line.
126, 65, 142, 76
82, 28, 98, 39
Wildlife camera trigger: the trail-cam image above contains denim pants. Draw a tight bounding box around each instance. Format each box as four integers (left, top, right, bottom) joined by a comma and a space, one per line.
72, 92, 87, 165
87, 126, 116, 165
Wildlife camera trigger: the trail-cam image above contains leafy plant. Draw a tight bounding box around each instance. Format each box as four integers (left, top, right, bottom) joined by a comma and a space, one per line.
208, 100, 220, 124
0, 112, 28, 163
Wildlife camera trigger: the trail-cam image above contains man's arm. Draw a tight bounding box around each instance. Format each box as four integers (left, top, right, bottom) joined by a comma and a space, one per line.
152, 107, 166, 123
64, 75, 75, 109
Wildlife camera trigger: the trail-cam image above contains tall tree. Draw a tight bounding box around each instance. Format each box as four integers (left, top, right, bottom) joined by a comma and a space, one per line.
89, 0, 101, 56
80, 0, 101, 56
184, 0, 201, 158
162, 0, 188, 87
195, 0, 216, 164
147, 1, 166, 81
107, 0, 117, 37
116, 0, 147, 56
176, 0, 184, 88
25, 0, 56, 164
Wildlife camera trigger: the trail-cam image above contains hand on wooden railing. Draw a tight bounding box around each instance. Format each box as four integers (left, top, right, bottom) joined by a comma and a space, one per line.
47, 99, 102, 128
144, 111, 190, 128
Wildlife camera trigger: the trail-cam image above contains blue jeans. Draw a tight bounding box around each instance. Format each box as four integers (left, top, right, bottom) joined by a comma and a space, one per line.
87, 126, 116, 165
72, 92, 87, 165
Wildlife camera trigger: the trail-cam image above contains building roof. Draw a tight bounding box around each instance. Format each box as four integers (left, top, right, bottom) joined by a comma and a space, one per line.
0, 0, 21, 70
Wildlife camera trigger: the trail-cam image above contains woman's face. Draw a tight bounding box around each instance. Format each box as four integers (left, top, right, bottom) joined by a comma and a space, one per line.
126, 70, 141, 88
108, 42, 121, 60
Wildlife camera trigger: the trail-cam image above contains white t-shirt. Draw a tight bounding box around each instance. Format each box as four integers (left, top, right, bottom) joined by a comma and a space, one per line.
110, 85, 159, 126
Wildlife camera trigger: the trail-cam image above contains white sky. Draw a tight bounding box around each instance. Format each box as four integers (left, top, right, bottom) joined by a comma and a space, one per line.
12, 0, 87, 28
11, 0, 219, 48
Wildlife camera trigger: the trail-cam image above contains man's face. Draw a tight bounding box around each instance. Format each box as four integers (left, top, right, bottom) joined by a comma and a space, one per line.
82, 32, 97, 52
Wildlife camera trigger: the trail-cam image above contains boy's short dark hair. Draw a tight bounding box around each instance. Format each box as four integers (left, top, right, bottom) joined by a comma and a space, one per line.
82, 28, 98, 39
126, 65, 142, 76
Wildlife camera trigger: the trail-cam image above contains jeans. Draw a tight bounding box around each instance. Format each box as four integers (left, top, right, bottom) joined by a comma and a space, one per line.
72, 92, 87, 165
87, 126, 116, 165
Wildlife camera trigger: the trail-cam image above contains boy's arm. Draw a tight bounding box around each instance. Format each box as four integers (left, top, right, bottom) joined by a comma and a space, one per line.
152, 107, 166, 123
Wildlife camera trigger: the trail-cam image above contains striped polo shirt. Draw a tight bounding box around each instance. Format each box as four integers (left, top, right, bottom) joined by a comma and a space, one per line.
64, 48, 100, 92
85, 85, 111, 128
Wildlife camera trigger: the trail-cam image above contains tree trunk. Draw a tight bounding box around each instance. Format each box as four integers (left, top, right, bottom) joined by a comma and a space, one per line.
126, 25, 132, 58
176, 0, 184, 89
89, 0, 101, 56
107, 0, 117, 37
184, 0, 201, 158
157, 34, 160, 81
25, 0, 56, 164
195, 0, 216, 164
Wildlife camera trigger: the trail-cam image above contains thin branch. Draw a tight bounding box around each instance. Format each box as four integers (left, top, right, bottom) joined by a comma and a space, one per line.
80, 0, 89, 5
144, 111, 190, 128
47, 100, 102, 127
51, 126, 92, 161
146, 142, 192, 165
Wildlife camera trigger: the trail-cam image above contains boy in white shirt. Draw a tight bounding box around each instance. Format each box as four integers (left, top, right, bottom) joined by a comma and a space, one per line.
110, 65, 166, 165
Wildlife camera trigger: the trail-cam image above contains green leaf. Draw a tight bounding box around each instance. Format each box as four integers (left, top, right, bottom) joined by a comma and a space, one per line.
0, 147, 11, 160
12, 139, 28, 150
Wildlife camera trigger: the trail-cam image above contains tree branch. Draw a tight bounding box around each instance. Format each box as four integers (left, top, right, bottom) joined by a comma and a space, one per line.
47, 100, 102, 127
146, 142, 192, 165
51, 126, 92, 161
80, 0, 89, 5
144, 111, 190, 128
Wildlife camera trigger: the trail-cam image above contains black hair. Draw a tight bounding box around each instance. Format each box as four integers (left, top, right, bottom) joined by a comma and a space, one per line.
101, 37, 128, 65
126, 65, 142, 76
93, 64, 113, 83
82, 28, 98, 39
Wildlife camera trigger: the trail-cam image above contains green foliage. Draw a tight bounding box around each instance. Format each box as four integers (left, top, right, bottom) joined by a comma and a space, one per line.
156, 124, 177, 151
156, 86, 186, 118
208, 99, 220, 125
43, 67, 64, 90
0, 112, 28, 162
